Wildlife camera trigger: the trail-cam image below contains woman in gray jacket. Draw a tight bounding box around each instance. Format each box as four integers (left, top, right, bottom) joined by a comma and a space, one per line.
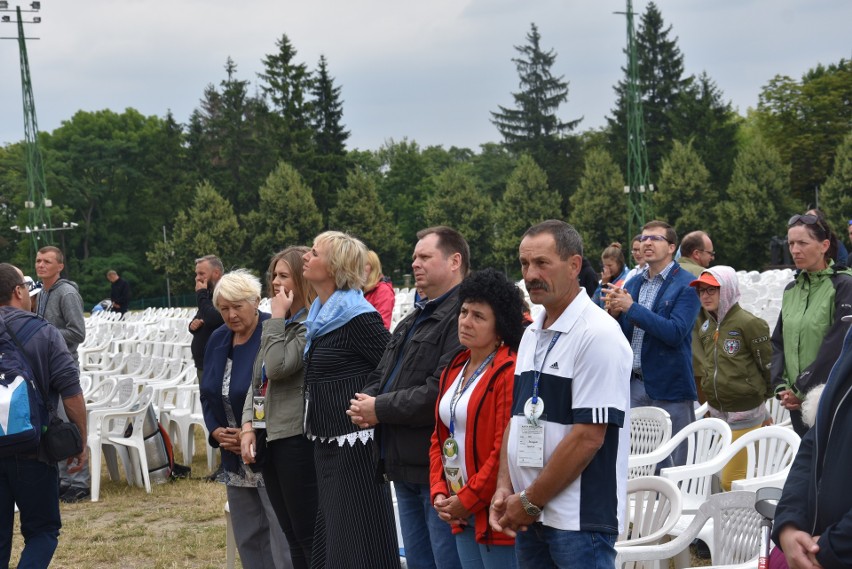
241, 246, 318, 569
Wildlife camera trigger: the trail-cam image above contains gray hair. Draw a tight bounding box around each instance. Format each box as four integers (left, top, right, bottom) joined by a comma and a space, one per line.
522, 220, 583, 260
212, 269, 261, 308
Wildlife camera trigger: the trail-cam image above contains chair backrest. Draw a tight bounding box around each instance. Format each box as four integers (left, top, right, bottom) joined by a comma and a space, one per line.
766, 397, 791, 428
706, 491, 762, 565
618, 476, 682, 546
661, 418, 732, 512
629, 407, 672, 478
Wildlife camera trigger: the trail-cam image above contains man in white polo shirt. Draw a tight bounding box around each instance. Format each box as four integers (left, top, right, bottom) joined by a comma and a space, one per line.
490, 220, 632, 568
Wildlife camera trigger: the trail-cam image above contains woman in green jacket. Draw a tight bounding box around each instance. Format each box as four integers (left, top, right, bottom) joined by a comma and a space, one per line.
692, 265, 772, 489
771, 214, 852, 436
240, 246, 318, 569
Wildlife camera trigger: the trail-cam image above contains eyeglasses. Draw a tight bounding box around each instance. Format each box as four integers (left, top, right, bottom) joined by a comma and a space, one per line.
638, 235, 671, 244
695, 287, 719, 297
788, 214, 829, 237
696, 249, 716, 258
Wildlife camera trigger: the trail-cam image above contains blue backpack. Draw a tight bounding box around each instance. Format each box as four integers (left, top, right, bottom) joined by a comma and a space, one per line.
0, 315, 48, 457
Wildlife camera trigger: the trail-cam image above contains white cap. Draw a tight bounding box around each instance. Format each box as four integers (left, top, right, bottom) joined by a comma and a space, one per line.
22, 276, 41, 297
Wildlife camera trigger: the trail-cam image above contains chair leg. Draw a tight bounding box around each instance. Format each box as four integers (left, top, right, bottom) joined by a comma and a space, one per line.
90, 442, 102, 502
103, 445, 122, 482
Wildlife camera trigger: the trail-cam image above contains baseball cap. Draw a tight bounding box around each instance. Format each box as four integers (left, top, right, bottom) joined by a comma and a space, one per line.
22, 276, 42, 297
689, 272, 720, 288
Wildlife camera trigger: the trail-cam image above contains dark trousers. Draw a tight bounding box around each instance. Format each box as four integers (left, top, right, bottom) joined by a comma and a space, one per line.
264, 435, 318, 569
0, 456, 61, 569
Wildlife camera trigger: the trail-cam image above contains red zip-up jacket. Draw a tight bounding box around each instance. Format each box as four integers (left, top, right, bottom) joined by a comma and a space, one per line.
429, 346, 516, 546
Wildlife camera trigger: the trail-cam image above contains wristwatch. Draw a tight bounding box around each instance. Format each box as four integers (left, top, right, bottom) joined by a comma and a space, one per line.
519, 490, 542, 517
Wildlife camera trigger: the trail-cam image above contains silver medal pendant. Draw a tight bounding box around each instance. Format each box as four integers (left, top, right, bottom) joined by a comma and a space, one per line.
524, 397, 544, 425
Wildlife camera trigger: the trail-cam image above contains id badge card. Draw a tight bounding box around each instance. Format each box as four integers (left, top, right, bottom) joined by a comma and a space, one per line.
252, 395, 267, 429
441, 437, 465, 494
516, 416, 545, 468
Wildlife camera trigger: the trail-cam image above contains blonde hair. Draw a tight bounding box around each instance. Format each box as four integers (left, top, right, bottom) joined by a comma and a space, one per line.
314, 231, 368, 291
364, 250, 383, 292
213, 269, 262, 309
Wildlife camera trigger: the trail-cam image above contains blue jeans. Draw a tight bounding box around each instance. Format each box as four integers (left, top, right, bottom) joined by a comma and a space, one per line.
0, 456, 61, 569
630, 378, 695, 467
455, 518, 517, 569
515, 524, 616, 569
394, 480, 462, 569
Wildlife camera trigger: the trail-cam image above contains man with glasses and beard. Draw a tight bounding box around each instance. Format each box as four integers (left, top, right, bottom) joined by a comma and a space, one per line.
606, 220, 700, 467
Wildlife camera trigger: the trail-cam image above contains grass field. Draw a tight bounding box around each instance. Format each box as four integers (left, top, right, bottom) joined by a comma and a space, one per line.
10, 436, 235, 569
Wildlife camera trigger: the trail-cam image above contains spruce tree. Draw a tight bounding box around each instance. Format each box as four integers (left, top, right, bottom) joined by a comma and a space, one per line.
653, 140, 715, 238
424, 165, 495, 270
568, 148, 627, 262
328, 170, 406, 272
714, 140, 796, 270
307, 55, 351, 224
819, 132, 852, 238
147, 181, 245, 291
608, 2, 691, 179
493, 154, 562, 274
490, 23, 582, 209
242, 161, 323, 271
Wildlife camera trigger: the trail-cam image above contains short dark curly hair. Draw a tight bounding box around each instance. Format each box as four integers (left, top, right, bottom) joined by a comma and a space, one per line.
458, 268, 525, 352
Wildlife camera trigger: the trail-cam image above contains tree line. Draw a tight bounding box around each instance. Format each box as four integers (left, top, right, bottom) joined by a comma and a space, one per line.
0, 2, 849, 307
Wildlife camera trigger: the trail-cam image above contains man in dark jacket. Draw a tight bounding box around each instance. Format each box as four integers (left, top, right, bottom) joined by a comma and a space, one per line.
773, 317, 852, 569
106, 270, 131, 314
0, 263, 86, 567
189, 255, 224, 381
348, 226, 468, 569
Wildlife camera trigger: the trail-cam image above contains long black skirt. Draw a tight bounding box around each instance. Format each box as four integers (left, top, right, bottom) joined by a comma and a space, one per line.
310, 436, 401, 569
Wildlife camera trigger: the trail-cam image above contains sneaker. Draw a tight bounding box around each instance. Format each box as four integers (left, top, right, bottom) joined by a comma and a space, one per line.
60, 487, 91, 503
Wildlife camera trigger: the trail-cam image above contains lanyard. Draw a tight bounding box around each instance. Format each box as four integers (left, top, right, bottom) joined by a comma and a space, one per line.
531, 332, 561, 404
449, 351, 496, 438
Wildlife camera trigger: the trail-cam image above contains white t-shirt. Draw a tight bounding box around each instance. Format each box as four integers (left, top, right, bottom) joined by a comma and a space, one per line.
507, 291, 632, 533
437, 364, 481, 484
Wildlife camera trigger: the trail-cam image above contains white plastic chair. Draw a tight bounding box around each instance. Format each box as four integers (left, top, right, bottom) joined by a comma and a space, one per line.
224, 501, 236, 569
628, 418, 732, 495
765, 397, 791, 428
629, 407, 672, 478
617, 476, 683, 569
167, 385, 215, 472
616, 491, 761, 569
89, 386, 155, 501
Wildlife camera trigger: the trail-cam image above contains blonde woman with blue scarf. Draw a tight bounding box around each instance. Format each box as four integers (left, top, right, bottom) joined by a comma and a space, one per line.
301, 231, 401, 569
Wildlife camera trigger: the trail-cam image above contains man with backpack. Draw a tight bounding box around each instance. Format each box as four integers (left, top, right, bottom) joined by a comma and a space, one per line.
0, 263, 86, 568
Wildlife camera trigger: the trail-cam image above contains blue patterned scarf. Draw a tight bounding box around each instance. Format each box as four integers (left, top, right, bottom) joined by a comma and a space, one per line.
304, 289, 376, 354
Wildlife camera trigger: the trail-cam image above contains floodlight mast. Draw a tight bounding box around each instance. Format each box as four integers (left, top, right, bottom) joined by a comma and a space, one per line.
2, 2, 62, 263
617, 0, 654, 243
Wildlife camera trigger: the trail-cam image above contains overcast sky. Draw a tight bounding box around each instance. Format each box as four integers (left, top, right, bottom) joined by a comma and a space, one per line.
0, 0, 849, 151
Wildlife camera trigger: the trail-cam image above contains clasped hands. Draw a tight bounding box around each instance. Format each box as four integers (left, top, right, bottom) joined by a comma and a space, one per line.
347, 393, 378, 428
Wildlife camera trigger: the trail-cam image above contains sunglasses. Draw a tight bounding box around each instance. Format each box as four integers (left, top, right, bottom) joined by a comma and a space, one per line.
788, 214, 829, 237
638, 235, 671, 244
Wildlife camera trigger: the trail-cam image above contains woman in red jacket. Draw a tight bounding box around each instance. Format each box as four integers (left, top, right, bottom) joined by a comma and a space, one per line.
429, 268, 525, 569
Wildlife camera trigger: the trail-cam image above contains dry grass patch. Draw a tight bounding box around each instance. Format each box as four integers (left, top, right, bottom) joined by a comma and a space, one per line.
11, 438, 238, 568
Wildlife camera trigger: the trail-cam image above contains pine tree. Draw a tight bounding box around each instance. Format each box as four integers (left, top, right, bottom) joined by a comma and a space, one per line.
307, 55, 351, 224
493, 154, 562, 274
653, 140, 715, 237
608, 2, 691, 178
242, 161, 323, 271
424, 165, 495, 270
490, 23, 582, 210
376, 139, 433, 243
568, 148, 627, 262
714, 140, 797, 270
147, 181, 245, 291
328, 170, 406, 272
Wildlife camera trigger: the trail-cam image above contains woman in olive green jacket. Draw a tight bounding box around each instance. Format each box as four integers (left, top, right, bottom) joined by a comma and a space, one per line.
240, 246, 318, 569
692, 265, 772, 489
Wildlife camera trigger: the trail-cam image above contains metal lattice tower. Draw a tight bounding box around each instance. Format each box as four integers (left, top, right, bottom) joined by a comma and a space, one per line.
622, 0, 653, 241
15, 4, 53, 256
